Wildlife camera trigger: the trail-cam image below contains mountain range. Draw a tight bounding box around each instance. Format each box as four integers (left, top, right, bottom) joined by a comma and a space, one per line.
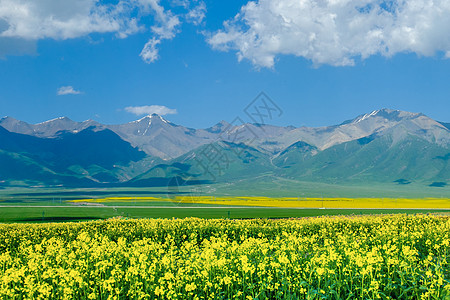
0, 109, 448, 189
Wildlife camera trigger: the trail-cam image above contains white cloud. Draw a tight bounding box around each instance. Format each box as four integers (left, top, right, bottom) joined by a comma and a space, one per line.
186, 2, 206, 26
137, 0, 181, 63
137, 0, 206, 63
208, 0, 450, 68
125, 105, 177, 116
0, 0, 134, 40
140, 38, 161, 63
0, 0, 204, 62
57, 86, 81, 95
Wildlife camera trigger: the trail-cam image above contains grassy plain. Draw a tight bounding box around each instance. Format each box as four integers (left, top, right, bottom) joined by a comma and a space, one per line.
0, 183, 449, 222
1, 206, 448, 223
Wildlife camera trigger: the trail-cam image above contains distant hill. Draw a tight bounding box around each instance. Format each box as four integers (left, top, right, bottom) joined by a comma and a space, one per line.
274, 133, 449, 184
0, 126, 148, 185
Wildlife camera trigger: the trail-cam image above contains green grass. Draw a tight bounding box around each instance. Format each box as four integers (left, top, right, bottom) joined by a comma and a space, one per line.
0, 206, 447, 223
0, 185, 448, 223
2, 179, 450, 202
209, 176, 450, 198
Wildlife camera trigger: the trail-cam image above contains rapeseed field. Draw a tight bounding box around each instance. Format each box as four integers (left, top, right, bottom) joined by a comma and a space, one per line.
69, 196, 450, 209
0, 215, 448, 299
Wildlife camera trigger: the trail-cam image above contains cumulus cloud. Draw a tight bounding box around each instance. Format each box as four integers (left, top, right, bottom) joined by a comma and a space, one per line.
57, 86, 82, 95
0, 0, 135, 40
125, 105, 177, 116
208, 0, 450, 68
0, 0, 203, 62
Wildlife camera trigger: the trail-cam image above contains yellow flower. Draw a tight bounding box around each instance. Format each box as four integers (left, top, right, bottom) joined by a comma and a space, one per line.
185, 283, 196, 292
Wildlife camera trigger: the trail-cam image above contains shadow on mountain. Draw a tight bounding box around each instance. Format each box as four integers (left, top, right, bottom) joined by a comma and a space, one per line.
125, 177, 213, 187
434, 153, 450, 161
357, 134, 377, 145
393, 179, 411, 185
429, 182, 447, 187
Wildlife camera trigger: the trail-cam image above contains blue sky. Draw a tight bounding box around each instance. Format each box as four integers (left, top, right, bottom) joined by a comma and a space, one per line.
0, 0, 449, 129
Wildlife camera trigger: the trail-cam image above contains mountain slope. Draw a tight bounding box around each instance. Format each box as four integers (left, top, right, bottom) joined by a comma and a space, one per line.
275, 132, 449, 184
268, 109, 449, 152
108, 114, 219, 159
0, 149, 95, 186
273, 141, 318, 168
130, 141, 274, 186
0, 126, 148, 185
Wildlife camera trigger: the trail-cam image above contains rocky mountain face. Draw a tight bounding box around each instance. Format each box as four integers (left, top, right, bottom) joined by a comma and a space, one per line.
259, 109, 449, 153
0, 116, 102, 137
107, 114, 218, 160
0, 109, 448, 187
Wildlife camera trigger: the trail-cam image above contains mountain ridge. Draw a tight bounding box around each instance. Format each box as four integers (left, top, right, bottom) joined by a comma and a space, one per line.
4, 108, 447, 158
0, 109, 448, 189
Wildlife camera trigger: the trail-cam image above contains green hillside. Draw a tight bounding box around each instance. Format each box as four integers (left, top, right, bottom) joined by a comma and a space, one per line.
275, 134, 449, 184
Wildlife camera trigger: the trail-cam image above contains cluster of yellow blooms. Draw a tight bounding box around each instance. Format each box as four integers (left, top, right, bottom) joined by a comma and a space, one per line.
0, 214, 449, 299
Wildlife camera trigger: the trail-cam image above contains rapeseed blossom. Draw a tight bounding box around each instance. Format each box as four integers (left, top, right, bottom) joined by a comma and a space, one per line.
0, 215, 448, 299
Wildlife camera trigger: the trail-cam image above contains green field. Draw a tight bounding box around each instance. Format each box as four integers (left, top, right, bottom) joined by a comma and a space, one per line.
1, 206, 449, 223
0, 185, 449, 223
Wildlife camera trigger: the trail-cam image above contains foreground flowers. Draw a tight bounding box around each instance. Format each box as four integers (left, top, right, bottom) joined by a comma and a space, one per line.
0, 215, 449, 299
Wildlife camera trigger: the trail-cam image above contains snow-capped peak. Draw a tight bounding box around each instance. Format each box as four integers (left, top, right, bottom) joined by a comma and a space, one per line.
353, 110, 380, 123
132, 113, 169, 124
35, 117, 69, 125
132, 115, 150, 123
150, 113, 169, 124
349, 108, 423, 125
